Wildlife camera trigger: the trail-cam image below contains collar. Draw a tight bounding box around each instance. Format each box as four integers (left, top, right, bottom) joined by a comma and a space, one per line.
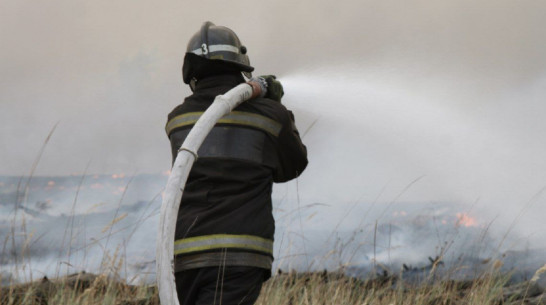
193, 74, 246, 92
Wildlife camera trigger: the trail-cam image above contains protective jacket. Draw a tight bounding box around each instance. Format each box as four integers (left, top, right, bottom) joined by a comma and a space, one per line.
166, 74, 308, 274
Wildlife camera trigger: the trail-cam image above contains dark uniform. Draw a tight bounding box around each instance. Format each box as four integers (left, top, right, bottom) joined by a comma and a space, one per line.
166, 73, 308, 305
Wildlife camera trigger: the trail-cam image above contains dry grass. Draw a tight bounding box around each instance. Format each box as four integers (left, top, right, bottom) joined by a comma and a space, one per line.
0, 272, 159, 305
2, 267, 545, 305
255, 270, 545, 305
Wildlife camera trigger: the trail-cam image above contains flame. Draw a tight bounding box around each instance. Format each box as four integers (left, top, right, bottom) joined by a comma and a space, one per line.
162, 170, 172, 176
44, 180, 57, 191
393, 211, 407, 217
455, 212, 478, 227
111, 173, 126, 179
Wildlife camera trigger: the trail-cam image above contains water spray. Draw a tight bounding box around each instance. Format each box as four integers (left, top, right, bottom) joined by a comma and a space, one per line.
156, 79, 267, 305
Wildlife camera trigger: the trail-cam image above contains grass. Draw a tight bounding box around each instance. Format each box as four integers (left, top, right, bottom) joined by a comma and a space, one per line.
1, 272, 159, 305
2, 125, 545, 304
4, 193, 546, 305
1, 266, 544, 305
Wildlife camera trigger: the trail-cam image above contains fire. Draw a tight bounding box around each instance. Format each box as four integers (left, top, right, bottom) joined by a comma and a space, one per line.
112, 173, 126, 179
455, 212, 478, 227
44, 180, 56, 191
162, 170, 172, 176
393, 211, 407, 217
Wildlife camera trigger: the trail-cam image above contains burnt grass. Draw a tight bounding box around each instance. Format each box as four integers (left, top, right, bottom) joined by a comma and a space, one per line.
1, 270, 545, 305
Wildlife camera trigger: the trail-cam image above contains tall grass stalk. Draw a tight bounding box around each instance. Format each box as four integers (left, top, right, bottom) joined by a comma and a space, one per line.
10, 123, 58, 284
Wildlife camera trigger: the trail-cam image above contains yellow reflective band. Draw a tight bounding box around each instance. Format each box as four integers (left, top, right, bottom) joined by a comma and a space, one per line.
219, 112, 282, 137
166, 111, 282, 137
165, 112, 202, 135
174, 234, 274, 256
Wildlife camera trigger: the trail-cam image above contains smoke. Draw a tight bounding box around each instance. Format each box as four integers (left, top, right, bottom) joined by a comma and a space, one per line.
0, 175, 163, 284
269, 63, 546, 274
3, 0, 546, 175
1, 172, 544, 283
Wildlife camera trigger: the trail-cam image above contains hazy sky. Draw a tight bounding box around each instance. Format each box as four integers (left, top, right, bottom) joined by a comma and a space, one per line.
2, 0, 546, 245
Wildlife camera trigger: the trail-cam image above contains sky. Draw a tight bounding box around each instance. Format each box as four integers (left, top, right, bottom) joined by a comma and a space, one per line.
2, 0, 546, 259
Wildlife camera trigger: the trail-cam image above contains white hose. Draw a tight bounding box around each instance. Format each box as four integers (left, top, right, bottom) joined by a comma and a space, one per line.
156, 82, 261, 305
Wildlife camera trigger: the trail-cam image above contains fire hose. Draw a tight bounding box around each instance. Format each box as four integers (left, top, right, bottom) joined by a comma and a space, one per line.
156, 79, 267, 305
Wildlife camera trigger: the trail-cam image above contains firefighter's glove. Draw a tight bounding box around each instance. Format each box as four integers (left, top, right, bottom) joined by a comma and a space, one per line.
261, 75, 284, 102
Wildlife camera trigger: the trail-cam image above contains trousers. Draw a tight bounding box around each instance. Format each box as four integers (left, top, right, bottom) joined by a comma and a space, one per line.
175, 266, 267, 305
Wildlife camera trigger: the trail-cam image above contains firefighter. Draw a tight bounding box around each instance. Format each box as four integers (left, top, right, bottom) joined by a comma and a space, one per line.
166, 22, 308, 305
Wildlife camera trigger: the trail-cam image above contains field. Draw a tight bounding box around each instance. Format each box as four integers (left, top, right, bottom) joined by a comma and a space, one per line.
2, 150, 545, 304
2, 170, 546, 304
2, 267, 546, 304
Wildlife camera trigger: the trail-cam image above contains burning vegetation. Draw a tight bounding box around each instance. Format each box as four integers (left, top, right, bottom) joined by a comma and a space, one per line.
1, 174, 545, 304
455, 212, 479, 228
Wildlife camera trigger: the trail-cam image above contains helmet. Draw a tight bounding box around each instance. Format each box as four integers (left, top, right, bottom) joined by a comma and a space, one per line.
182, 21, 254, 84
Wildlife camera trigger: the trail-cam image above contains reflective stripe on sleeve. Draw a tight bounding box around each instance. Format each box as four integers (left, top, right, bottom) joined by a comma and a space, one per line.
174, 234, 273, 256
165, 112, 202, 134
166, 111, 282, 137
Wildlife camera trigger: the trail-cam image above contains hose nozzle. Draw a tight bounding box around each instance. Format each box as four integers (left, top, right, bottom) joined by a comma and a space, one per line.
247, 77, 268, 99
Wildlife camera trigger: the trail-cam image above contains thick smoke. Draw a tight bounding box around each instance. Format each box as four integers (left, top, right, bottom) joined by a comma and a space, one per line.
2, 174, 543, 285
0, 175, 163, 284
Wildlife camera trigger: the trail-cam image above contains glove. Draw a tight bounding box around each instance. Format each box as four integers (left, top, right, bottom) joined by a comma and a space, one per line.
260, 75, 284, 102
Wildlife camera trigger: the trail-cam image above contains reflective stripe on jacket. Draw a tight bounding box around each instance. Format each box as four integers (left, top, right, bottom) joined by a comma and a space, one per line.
173, 234, 274, 271
174, 234, 273, 256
